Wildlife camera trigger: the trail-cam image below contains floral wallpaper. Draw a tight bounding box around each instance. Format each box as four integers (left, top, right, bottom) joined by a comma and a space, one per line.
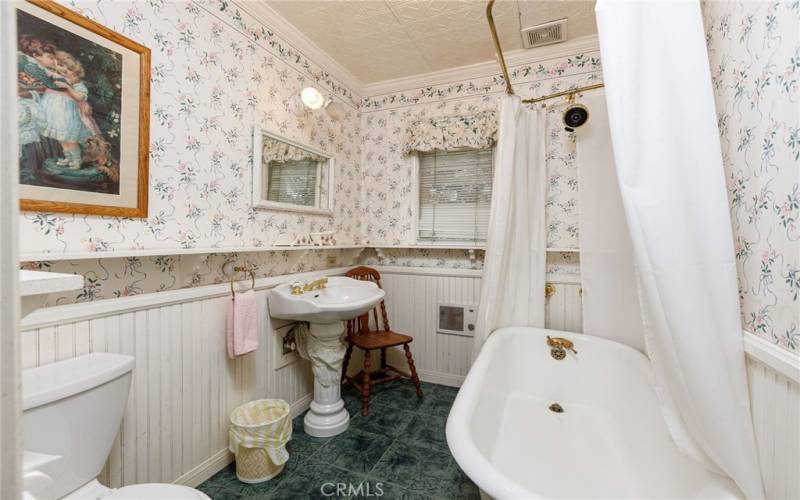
25, 0, 798, 358
361, 52, 602, 111
361, 248, 580, 276
361, 248, 483, 270
19, 0, 363, 258
703, 0, 799, 353
359, 51, 603, 248
22, 249, 349, 306
21, 38, 597, 303
24, 247, 582, 306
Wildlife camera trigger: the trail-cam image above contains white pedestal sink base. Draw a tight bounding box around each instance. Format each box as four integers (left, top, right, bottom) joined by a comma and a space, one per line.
304, 379, 350, 437
298, 322, 350, 438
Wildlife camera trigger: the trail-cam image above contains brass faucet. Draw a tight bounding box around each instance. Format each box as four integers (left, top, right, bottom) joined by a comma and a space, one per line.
547, 335, 577, 360
289, 277, 328, 295
302, 277, 328, 292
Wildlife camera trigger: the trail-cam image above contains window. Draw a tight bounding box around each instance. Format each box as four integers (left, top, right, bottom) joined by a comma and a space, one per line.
266, 159, 321, 207
417, 148, 493, 243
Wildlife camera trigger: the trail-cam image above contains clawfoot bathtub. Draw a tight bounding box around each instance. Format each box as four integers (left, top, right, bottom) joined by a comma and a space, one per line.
446, 327, 743, 499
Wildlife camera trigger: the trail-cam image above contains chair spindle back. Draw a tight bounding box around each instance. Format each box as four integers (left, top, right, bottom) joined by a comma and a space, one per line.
345, 266, 390, 335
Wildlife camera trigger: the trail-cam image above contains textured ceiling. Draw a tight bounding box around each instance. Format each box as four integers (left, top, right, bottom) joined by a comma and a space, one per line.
265, 0, 598, 84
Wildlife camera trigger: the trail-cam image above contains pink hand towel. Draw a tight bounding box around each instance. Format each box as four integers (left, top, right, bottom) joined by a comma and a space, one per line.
227, 289, 258, 358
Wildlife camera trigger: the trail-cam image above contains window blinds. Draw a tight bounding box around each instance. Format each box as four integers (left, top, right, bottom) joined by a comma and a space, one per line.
418, 148, 493, 243
266, 160, 320, 207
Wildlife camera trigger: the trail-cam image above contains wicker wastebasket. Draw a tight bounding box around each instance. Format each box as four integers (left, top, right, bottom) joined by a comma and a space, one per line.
229, 399, 292, 483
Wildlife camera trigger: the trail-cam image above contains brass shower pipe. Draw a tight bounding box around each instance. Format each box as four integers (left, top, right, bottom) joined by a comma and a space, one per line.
486, 0, 514, 95
485, 0, 604, 103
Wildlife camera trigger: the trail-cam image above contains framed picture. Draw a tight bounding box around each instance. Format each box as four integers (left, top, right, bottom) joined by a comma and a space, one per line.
16, 0, 150, 217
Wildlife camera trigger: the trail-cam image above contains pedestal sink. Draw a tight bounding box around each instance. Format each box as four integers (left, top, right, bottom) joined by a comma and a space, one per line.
269, 276, 385, 437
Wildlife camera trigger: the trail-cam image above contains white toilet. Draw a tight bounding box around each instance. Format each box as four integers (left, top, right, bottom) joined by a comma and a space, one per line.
22, 352, 211, 500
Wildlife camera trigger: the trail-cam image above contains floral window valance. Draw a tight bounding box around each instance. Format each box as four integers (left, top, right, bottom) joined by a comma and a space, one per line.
402, 111, 498, 156
262, 138, 326, 163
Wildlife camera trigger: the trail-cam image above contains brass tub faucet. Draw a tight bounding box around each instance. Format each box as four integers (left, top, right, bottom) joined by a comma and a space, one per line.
547, 335, 577, 360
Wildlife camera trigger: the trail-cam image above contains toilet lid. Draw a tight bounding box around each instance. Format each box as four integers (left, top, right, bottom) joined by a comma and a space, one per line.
109, 484, 210, 500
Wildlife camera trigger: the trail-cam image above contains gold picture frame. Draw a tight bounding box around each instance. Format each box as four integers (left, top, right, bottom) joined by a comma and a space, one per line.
17, 0, 150, 217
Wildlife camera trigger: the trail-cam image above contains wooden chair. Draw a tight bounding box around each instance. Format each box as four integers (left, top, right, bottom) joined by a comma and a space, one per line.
341, 266, 423, 416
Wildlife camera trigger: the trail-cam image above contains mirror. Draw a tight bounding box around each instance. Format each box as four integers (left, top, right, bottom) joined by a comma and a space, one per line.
252, 128, 334, 215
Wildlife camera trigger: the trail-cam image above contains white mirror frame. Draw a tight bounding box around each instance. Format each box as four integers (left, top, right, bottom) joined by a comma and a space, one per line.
252, 127, 335, 216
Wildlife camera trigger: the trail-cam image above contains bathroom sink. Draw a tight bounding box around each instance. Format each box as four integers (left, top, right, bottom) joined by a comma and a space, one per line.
269, 276, 385, 324
268, 276, 385, 438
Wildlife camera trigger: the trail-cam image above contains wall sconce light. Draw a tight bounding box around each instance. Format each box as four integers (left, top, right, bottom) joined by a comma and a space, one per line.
301, 86, 327, 110
300, 86, 344, 121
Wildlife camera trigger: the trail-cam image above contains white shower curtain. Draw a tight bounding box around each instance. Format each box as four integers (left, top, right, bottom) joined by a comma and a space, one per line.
596, 1, 764, 498
577, 92, 645, 353
473, 95, 547, 356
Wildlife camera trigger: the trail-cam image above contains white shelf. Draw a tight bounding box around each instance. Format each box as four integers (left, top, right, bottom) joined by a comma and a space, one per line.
369, 245, 578, 253
21, 244, 579, 262
369, 244, 485, 250
19, 270, 84, 297
20, 244, 365, 262
20, 270, 85, 318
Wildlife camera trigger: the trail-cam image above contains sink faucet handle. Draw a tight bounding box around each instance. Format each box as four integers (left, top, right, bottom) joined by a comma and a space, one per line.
290, 281, 304, 295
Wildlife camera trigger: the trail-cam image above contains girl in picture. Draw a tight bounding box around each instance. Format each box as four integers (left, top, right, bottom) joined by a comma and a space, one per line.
39, 49, 101, 170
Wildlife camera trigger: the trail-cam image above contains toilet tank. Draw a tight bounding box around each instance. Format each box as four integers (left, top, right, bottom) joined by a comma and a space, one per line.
23, 353, 135, 499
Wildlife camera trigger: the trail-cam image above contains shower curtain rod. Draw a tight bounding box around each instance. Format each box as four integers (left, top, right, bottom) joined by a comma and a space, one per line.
485, 0, 604, 104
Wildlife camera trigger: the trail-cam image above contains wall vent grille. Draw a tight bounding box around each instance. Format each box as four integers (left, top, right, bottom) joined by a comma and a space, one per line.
437, 303, 477, 337
521, 18, 567, 49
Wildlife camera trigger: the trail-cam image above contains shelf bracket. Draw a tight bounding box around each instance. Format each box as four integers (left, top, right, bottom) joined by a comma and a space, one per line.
340, 247, 366, 266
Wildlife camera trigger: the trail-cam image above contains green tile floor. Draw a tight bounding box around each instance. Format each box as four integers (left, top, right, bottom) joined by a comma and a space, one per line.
198, 380, 480, 500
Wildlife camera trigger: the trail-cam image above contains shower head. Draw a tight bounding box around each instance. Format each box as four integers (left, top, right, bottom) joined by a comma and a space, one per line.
563, 103, 589, 131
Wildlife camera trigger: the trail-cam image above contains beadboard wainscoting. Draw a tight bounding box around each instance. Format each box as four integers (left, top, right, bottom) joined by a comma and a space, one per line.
346, 266, 583, 387
544, 274, 584, 334
18, 268, 352, 489
19, 264, 799, 498
744, 335, 800, 500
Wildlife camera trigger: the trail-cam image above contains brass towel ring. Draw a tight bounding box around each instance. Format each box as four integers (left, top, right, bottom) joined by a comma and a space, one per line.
229, 266, 255, 297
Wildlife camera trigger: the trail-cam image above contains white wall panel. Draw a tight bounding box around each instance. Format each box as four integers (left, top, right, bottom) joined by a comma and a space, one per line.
545, 281, 583, 333
20, 273, 324, 489
20, 265, 797, 500
747, 355, 800, 500
361, 267, 583, 387
0, 6, 21, 496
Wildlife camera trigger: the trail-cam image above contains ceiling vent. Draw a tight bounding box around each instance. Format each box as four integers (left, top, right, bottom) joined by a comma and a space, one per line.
521, 18, 567, 49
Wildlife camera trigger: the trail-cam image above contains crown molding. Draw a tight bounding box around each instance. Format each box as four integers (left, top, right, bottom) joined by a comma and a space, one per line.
222, 3, 598, 102
363, 34, 600, 97
231, 0, 366, 98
